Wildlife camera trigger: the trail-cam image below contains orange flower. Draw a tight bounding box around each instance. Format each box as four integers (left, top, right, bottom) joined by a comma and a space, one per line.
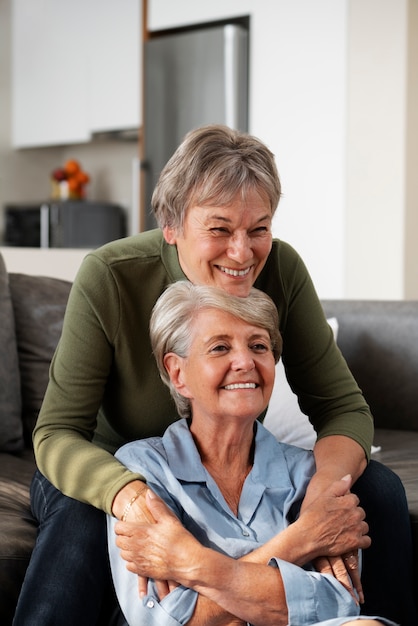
75, 171, 90, 185
64, 159, 81, 176
67, 177, 81, 192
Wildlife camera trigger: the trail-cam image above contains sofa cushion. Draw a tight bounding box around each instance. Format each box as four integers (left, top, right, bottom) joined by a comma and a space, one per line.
0, 449, 37, 624
9, 274, 72, 447
0, 255, 23, 452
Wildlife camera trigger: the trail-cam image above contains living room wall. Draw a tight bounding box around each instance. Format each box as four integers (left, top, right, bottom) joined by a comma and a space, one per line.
346, 0, 418, 299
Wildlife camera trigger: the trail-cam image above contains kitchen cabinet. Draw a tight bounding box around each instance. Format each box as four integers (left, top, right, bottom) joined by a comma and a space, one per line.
12, 0, 142, 148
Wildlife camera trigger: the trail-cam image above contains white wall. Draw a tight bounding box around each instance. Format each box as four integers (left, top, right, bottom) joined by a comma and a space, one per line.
405, 0, 418, 298
255, 3, 347, 299
346, 0, 409, 299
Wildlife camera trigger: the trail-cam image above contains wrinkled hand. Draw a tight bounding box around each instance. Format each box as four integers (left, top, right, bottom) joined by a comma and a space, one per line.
298, 475, 369, 602
314, 552, 363, 605
116, 486, 178, 599
297, 475, 370, 556
115, 490, 202, 595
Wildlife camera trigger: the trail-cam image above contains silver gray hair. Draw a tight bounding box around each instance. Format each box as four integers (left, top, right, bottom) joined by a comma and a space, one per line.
150, 281, 282, 418
152, 124, 282, 231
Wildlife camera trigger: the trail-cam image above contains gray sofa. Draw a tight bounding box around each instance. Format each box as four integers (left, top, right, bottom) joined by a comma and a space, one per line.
322, 299, 418, 588
0, 250, 417, 624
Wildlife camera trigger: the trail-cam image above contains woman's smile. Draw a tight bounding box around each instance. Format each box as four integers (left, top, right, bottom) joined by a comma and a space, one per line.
222, 382, 258, 390
217, 265, 253, 278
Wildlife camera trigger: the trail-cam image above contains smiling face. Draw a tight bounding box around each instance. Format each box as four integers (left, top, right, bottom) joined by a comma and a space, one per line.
163, 190, 273, 297
163, 307, 276, 429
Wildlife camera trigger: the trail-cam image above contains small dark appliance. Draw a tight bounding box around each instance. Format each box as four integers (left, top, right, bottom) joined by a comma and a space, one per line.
4, 201, 126, 248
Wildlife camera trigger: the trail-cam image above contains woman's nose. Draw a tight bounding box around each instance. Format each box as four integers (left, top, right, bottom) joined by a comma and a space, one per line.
227, 233, 252, 263
232, 349, 256, 371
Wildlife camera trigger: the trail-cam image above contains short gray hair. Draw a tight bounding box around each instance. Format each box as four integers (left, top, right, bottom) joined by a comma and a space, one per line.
150, 281, 282, 418
152, 124, 282, 231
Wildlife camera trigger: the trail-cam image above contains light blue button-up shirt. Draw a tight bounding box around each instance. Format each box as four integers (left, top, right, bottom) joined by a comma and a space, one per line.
107, 419, 396, 626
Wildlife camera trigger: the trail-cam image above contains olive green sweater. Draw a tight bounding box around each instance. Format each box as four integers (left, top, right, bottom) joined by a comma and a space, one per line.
33, 230, 373, 513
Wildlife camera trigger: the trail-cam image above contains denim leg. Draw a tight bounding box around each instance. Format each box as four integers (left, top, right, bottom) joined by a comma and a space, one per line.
353, 459, 418, 626
13, 470, 118, 626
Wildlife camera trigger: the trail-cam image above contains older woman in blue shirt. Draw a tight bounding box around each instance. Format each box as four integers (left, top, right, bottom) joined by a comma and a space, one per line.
108, 282, 396, 626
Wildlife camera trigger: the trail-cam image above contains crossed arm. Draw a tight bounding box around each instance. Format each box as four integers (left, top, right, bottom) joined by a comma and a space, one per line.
112, 467, 370, 626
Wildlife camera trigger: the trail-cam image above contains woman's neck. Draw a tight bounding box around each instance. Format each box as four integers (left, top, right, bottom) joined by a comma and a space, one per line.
189, 417, 255, 515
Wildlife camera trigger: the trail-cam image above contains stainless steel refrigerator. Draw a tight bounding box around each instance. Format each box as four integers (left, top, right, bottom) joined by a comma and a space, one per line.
143, 22, 249, 230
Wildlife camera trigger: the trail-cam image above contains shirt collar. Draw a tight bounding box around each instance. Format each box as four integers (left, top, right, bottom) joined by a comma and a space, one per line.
162, 418, 294, 490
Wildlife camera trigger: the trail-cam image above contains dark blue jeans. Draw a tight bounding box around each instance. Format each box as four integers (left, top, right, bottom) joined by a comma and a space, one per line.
353, 460, 417, 625
13, 461, 417, 625
12, 470, 124, 626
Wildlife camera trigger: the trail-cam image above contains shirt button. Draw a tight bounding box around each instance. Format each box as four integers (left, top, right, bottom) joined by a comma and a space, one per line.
146, 599, 155, 609
242, 529, 250, 537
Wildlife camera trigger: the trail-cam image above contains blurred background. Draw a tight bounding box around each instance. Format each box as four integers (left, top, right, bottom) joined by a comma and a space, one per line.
0, 0, 417, 299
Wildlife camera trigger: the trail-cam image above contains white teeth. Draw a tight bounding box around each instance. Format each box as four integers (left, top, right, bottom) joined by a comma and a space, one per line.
224, 383, 257, 390
219, 266, 251, 277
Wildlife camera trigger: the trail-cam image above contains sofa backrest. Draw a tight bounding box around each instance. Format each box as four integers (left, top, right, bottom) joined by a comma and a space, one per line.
0, 254, 23, 452
8, 272, 72, 448
322, 300, 418, 432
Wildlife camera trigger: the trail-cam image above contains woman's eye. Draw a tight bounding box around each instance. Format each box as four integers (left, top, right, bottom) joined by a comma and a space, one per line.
251, 343, 269, 352
211, 344, 229, 353
251, 226, 269, 235
210, 227, 229, 235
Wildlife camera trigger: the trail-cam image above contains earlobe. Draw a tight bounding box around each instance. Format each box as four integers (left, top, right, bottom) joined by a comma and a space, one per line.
163, 354, 193, 399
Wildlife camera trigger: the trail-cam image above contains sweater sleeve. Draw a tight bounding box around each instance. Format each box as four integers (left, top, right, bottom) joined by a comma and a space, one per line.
257, 240, 374, 459
33, 252, 145, 514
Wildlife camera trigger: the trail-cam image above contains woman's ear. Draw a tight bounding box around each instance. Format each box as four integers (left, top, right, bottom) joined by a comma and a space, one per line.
163, 353, 193, 399
163, 226, 177, 245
